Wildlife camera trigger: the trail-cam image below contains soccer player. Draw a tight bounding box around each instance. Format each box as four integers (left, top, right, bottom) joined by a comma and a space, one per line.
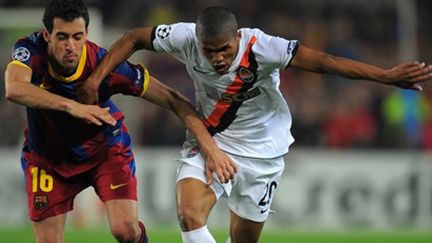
76, 6, 432, 243
4, 1, 236, 243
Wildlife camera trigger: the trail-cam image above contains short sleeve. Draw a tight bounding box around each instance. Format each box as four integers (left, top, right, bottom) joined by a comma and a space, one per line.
151, 22, 195, 62
252, 29, 299, 70
103, 61, 150, 98
9, 38, 42, 71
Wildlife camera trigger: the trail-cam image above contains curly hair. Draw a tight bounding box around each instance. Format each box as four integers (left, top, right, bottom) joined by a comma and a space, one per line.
43, 0, 89, 33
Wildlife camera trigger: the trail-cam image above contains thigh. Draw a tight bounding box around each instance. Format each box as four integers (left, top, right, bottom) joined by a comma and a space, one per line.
176, 163, 218, 229
176, 177, 216, 215
228, 156, 284, 223
22, 152, 85, 221
105, 199, 138, 228
32, 213, 67, 243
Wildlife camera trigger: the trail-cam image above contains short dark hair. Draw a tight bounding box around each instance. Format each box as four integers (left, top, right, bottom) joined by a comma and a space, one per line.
43, 0, 89, 33
196, 6, 238, 41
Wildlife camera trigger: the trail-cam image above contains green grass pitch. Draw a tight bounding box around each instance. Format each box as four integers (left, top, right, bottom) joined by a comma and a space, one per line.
1, 226, 432, 242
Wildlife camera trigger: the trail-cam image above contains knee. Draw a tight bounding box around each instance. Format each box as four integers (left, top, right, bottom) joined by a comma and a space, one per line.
177, 205, 206, 231
231, 237, 258, 243
35, 235, 62, 243
230, 234, 259, 243
110, 221, 140, 243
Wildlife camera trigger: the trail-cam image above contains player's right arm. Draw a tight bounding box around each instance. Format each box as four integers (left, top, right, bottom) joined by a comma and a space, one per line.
76, 27, 154, 104
4, 62, 116, 126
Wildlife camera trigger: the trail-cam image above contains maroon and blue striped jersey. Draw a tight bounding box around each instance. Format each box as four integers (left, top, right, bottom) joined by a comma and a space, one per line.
9, 31, 149, 177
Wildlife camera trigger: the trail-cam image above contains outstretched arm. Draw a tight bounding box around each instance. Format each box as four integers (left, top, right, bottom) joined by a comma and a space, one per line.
290, 45, 432, 91
5, 63, 116, 126
142, 75, 238, 184
77, 27, 154, 104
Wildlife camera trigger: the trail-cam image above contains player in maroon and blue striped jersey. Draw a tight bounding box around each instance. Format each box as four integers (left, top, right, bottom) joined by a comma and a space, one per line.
4, 1, 232, 243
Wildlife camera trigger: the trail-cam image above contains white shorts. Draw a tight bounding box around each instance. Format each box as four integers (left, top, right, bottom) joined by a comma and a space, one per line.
176, 146, 285, 222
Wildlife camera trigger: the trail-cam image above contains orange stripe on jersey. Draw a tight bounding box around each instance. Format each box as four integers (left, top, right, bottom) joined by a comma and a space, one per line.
240, 36, 257, 67
204, 36, 257, 133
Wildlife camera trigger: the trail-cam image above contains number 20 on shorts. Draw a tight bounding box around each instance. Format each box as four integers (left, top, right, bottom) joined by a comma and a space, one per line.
30, 166, 54, 192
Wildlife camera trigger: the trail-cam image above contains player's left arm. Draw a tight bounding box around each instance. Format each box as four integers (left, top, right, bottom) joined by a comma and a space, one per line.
141, 76, 238, 184
289, 45, 432, 91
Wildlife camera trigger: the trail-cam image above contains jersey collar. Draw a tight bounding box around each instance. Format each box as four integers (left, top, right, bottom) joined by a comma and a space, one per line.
48, 44, 87, 83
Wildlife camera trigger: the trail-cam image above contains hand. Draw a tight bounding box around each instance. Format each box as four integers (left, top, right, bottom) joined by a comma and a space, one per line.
67, 101, 117, 126
204, 148, 238, 185
76, 79, 100, 104
385, 62, 432, 91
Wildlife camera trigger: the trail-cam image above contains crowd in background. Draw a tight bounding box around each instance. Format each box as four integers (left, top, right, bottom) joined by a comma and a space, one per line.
0, 0, 432, 149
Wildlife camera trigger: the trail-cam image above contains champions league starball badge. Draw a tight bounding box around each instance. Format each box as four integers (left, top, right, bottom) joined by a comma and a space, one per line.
238, 67, 254, 83
12, 47, 31, 62
157, 25, 172, 40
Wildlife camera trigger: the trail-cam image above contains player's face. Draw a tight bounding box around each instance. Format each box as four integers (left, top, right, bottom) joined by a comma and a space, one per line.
43, 17, 87, 75
199, 32, 240, 75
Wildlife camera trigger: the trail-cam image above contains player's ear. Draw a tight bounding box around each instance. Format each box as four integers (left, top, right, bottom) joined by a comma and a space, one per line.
235, 31, 241, 42
42, 28, 51, 42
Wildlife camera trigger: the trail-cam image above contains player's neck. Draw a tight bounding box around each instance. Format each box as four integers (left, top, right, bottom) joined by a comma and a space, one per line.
49, 60, 77, 77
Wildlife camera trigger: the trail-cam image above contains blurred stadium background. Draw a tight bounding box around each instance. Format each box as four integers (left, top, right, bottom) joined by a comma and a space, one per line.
1, 0, 432, 242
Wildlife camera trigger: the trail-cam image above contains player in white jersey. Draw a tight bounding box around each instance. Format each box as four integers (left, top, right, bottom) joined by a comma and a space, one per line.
156, 22, 296, 159
77, 6, 432, 243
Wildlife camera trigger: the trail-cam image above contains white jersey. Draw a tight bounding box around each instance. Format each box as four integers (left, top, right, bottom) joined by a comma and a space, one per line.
152, 22, 298, 158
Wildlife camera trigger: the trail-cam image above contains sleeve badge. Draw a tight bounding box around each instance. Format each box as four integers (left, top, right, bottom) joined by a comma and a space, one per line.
12, 47, 31, 62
